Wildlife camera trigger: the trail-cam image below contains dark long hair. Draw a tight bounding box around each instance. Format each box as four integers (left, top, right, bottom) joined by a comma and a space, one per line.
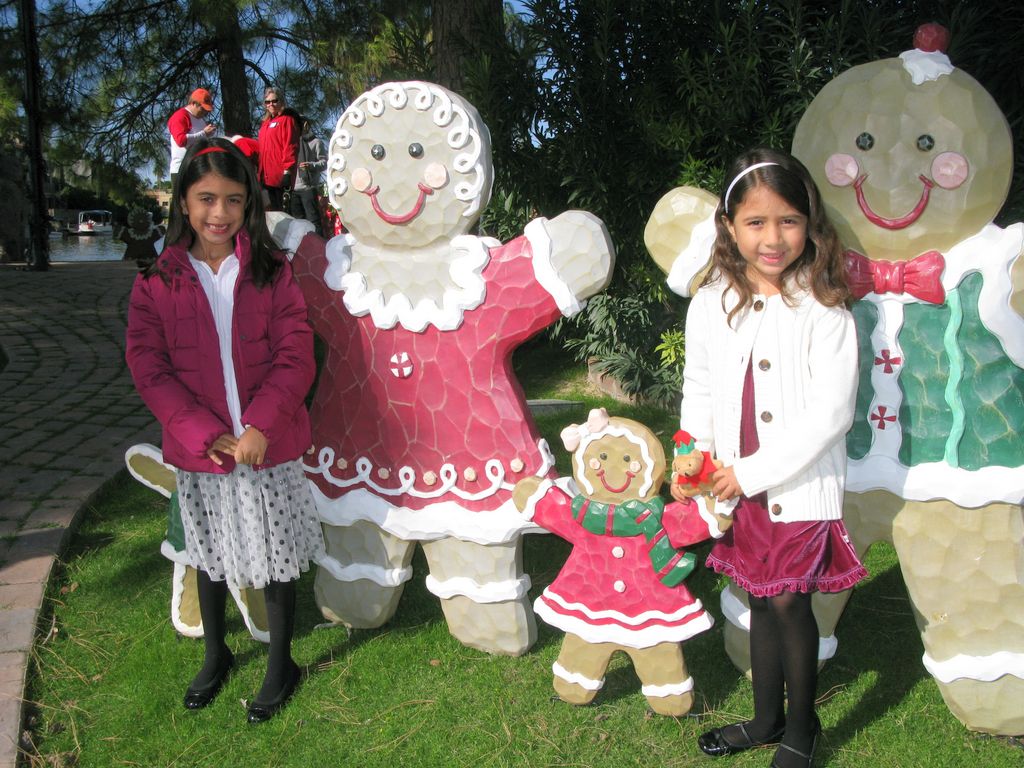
707, 147, 849, 324
148, 136, 281, 287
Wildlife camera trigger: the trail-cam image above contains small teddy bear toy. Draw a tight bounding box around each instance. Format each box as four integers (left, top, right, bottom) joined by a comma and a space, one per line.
671, 429, 720, 496
513, 408, 731, 716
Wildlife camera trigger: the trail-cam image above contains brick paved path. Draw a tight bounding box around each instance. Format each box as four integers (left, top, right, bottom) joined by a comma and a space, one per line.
0, 261, 159, 767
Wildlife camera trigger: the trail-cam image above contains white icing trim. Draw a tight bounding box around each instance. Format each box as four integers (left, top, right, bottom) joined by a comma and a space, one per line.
848, 456, 1024, 506
721, 584, 751, 629
519, 478, 555, 522
923, 650, 1024, 683
425, 573, 531, 603
525, 217, 581, 316
540, 588, 706, 627
848, 223, 1024, 506
899, 49, 954, 85
160, 539, 188, 565
695, 495, 728, 539
311, 485, 544, 545
820, 634, 838, 662
323, 232, 491, 332
315, 555, 412, 588
572, 425, 658, 498
720, 588, 837, 660
308, 440, 555, 504
552, 662, 604, 691
942, 223, 1024, 367
535, 590, 713, 650
125, 443, 174, 499
266, 212, 315, 256
642, 677, 694, 698
227, 584, 270, 644
666, 213, 717, 298
169, 562, 203, 638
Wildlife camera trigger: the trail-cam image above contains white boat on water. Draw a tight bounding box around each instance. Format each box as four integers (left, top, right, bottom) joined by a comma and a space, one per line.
76, 210, 114, 235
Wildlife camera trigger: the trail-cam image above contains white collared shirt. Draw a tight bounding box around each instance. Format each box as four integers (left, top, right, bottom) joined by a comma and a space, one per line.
188, 252, 244, 436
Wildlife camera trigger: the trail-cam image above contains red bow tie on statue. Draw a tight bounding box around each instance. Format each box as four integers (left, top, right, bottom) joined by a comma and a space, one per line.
845, 250, 946, 304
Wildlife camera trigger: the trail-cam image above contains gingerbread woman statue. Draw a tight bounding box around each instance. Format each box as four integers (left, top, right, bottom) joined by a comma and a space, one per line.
268, 81, 614, 656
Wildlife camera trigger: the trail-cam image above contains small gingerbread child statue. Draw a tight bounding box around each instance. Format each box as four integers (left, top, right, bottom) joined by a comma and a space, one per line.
513, 408, 731, 716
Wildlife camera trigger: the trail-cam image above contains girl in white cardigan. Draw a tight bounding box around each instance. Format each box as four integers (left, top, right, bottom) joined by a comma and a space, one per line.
673, 148, 866, 768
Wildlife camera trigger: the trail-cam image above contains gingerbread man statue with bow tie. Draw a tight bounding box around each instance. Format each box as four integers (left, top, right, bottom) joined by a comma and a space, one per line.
645, 23, 1024, 736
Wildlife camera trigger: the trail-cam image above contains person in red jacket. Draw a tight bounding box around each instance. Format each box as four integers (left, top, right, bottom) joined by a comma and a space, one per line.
167, 88, 216, 191
257, 86, 299, 211
125, 137, 324, 723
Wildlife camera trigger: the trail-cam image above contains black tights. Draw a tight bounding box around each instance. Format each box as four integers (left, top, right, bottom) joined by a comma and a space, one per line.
192, 570, 297, 701
745, 591, 819, 765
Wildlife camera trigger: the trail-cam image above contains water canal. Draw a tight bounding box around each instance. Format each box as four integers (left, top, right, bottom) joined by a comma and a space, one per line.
47, 233, 134, 262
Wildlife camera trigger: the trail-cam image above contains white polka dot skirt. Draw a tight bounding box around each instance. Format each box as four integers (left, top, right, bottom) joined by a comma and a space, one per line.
176, 460, 326, 589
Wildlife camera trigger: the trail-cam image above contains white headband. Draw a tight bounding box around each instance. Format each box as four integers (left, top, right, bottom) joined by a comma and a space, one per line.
724, 162, 780, 213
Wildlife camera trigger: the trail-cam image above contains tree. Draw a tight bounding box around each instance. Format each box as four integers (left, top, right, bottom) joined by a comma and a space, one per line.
432, 0, 503, 92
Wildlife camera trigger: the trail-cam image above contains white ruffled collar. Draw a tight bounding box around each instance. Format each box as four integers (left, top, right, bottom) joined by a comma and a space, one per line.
323, 233, 497, 332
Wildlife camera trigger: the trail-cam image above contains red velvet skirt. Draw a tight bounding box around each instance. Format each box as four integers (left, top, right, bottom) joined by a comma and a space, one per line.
705, 361, 867, 598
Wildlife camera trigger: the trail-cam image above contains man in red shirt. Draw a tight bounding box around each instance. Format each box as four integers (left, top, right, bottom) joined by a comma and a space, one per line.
167, 88, 216, 190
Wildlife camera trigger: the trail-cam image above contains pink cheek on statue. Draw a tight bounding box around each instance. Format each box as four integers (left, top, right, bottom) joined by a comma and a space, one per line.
825, 153, 860, 187
931, 152, 968, 190
351, 167, 373, 193
628, 460, 642, 474
423, 162, 448, 189
589, 458, 602, 471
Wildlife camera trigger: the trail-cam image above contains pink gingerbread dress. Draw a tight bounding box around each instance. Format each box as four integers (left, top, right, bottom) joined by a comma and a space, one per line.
289, 220, 585, 652
528, 484, 714, 647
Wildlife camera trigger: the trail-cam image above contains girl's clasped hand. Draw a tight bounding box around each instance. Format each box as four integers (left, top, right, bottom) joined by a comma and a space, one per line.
207, 427, 268, 466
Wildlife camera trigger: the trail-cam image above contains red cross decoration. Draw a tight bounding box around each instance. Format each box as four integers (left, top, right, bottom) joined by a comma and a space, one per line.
870, 405, 898, 430
874, 348, 902, 374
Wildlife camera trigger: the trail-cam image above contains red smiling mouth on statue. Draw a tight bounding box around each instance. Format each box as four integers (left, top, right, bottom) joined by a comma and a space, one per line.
853, 174, 935, 230
597, 468, 635, 494
363, 182, 434, 225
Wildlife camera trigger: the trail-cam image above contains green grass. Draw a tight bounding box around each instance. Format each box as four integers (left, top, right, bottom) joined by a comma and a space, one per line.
22, 344, 1024, 767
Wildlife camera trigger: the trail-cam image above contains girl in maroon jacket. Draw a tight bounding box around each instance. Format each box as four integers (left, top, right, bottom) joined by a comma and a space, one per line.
126, 137, 324, 723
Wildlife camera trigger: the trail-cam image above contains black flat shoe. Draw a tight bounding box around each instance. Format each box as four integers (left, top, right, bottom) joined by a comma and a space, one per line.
246, 661, 301, 724
698, 720, 785, 757
770, 720, 820, 768
183, 651, 235, 710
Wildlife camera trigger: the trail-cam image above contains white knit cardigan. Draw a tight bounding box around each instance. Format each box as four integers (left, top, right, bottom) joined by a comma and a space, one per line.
679, 277, 858, 523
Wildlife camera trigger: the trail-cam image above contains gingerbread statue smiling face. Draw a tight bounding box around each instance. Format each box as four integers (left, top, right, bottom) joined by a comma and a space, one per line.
270, 81, 614, 657
794, 24, 1013, 263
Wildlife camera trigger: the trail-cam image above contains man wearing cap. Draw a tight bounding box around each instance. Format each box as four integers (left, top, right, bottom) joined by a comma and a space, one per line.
167, 88, 216, 190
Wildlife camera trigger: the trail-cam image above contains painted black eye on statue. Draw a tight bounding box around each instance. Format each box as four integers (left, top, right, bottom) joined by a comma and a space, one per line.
371, 144, 385, 160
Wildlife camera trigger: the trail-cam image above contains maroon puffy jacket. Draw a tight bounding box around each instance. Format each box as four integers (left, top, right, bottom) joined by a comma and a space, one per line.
126, 229, 315, 473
